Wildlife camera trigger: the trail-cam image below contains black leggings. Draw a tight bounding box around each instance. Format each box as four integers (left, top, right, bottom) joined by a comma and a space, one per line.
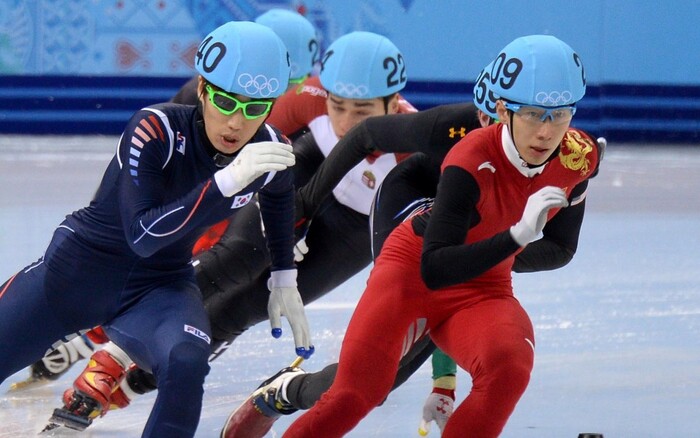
201, 194, 372, 354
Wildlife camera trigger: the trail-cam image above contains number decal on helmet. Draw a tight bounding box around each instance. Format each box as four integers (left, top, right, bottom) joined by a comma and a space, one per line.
383, 54, 406, 88
573, 53, 586, 87
319, 49, 334, 74
309, 39, 320, 65
196, 36, 226, 74
489, 53, 523, 90
473, 68, 498, 115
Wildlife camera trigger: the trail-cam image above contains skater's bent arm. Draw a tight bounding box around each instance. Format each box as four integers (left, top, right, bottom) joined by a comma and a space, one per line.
298, 103, 478, 218
118, 110, 229, 257
420, 166, 520, 290
513, 180, 588, 272
259, 169, 297, 271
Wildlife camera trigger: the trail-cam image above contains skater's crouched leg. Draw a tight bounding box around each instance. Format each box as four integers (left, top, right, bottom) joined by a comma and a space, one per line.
434, 298, 535, 438
142, 340, 211, 438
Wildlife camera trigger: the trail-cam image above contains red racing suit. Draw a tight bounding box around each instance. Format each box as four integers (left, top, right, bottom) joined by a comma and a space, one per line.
284, 123, 600, 438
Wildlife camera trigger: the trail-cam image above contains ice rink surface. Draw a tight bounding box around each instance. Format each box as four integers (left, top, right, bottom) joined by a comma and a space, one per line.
0, 135, 699, 437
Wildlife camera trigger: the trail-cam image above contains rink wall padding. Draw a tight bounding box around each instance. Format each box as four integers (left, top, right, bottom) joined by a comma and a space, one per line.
1, 75, 699, 144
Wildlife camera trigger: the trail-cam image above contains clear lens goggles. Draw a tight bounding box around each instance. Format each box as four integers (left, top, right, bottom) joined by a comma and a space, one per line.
503, 101, 576, 124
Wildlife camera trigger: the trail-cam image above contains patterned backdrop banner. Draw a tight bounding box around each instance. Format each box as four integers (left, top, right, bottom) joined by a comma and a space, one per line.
2, 0, 700, 85
2, 0, 700, 142
0, 0, 408, 77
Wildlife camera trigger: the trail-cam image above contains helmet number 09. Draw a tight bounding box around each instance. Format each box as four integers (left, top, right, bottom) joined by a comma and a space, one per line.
383, 54, 406, 88
474, 53, 522, 113
196, 36, 227, 73
489, 53, 523, 90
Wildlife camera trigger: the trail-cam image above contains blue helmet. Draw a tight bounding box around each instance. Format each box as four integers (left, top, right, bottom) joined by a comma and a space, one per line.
255, 9, 318, 81
473, 35, 586, 118
320, 31, 407, 99
195, 21, 290, 98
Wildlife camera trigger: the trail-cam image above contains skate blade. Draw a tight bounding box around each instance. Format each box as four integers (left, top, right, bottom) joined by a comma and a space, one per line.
39, 422, 61, 435
46, 408, 93, 431
8, 376, 47, 392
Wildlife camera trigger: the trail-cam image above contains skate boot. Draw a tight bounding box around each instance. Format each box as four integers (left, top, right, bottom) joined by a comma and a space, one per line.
221, 366, 305, 438
48, 349, 127, 431
10, 334, 96, 391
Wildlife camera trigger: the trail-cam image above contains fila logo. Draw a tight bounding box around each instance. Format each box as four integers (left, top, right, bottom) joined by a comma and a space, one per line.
448, 127, 467, 138
176, 132, 186, 155
477, 161, 496, 173
231, 192, 253, 209
184, 324, 211, 344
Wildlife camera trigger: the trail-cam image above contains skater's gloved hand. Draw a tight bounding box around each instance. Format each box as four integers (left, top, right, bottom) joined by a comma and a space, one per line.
215, 141, 295, 197
510, 186, 568, 246
293, 237, 309, 262
267, 269, 315, 359
418, 388, 455, 436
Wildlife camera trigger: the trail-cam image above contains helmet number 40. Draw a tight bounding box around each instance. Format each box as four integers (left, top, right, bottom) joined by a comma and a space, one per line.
196, 36, 227, 73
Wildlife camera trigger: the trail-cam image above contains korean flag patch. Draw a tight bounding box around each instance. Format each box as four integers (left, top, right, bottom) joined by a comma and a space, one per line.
231, 192, 253, 209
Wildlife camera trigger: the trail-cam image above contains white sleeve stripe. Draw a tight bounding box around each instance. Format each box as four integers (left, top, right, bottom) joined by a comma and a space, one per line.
264, 123, 281, 142
143, 107, 175, 169
570, 188, 587, 206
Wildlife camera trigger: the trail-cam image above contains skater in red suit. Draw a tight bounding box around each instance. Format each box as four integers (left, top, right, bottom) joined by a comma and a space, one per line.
283, 34, 600, 438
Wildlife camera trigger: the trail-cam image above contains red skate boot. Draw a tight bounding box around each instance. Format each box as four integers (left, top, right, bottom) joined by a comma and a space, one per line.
221, 363, 305, 438
47, 349, 127, 431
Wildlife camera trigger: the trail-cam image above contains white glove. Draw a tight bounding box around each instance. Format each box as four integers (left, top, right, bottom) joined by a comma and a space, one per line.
267, 269, 314, 359
293, 237, 309, 262
510, 186, 569, 246
418, 391, 455, 436
214, 141, 295, 197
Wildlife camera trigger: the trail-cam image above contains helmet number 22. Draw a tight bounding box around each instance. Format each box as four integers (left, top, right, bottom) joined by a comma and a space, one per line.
383, 55, 406, 88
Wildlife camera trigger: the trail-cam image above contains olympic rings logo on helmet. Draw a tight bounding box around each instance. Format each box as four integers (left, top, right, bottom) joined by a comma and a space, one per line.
332, 82, 370, 98
535, 91, 574, 106
237, 73, 281, 98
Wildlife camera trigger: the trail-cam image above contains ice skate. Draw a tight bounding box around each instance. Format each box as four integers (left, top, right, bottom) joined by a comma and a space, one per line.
221, 358, 305, 438
43, 349, 127, 432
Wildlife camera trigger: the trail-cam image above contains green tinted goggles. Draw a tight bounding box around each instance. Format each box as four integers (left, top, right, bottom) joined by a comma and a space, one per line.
205, 85, 272, 119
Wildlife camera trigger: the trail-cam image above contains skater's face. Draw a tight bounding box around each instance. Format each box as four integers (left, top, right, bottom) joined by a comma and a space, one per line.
496, 99, 572, 166
198, 77, 273, 154
326, 93, 399, 138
